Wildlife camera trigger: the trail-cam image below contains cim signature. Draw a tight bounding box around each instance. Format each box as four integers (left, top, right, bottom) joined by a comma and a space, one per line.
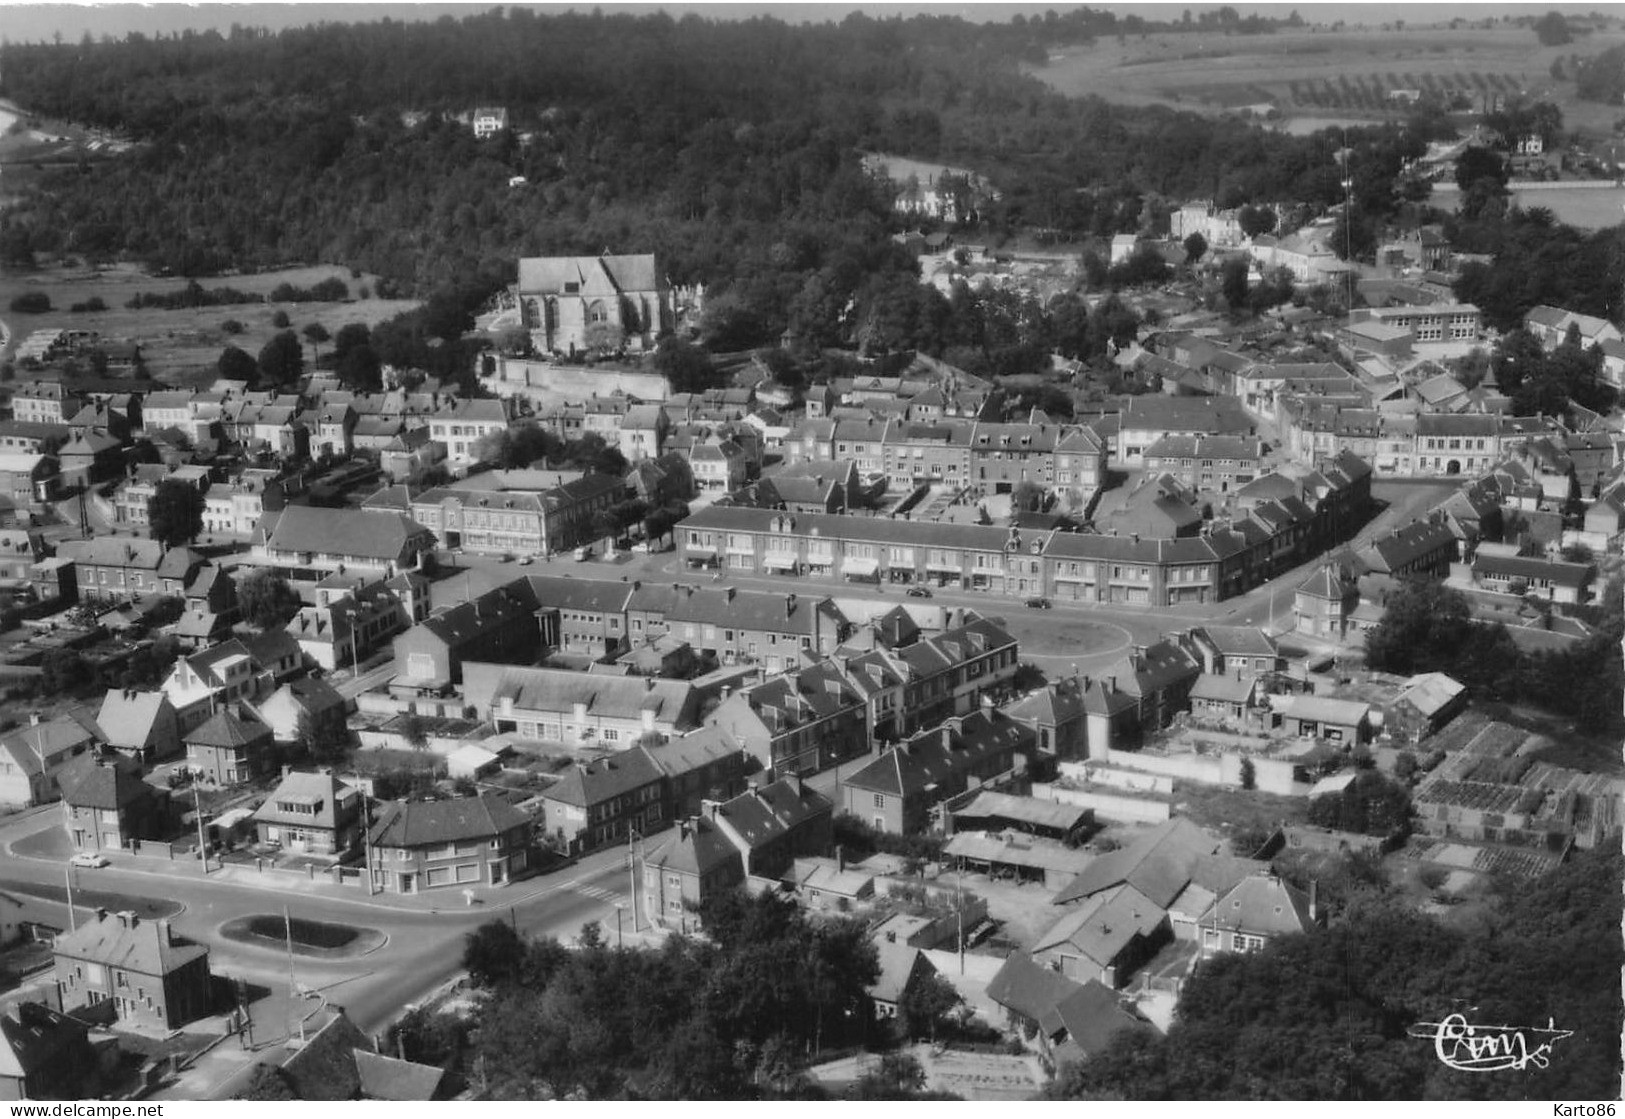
1407, 1014, 1574, 1073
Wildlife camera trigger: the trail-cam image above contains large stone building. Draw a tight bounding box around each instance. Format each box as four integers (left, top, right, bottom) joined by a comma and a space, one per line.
515, 255, 673, 356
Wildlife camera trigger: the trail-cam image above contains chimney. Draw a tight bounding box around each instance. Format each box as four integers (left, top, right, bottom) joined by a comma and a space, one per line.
1107, 675, 1116, 694
94, 907, 108, 923
117, 911, 136, 929
1309, 879, 1319, 925
157, 919, 172, 945
941, 725, 954, 750
29, 712, 40, 727
836, 845, 845, 872
282, 764, 292, 779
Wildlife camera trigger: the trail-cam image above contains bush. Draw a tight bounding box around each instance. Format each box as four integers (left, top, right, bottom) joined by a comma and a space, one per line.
1418, 865, 1448, 891
271, 309, 290, 328
221, 318, 245, 334
69, 296, 106, 313
9, 292, 51, 314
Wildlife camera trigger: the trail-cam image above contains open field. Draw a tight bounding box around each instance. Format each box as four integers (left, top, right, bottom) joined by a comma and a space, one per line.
0, 262, 420, 383
1033, 24, 1625, 140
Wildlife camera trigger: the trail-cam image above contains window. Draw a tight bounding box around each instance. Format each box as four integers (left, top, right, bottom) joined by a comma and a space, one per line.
872, 793, 885, 808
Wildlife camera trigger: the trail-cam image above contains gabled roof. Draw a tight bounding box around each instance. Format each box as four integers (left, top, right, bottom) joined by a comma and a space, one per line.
1033, 883, 1165, 967
1394, 672, 1466, 718
1052, 817, 1220, 908
986, 951, 1086, 1029
369, 793, 529, 849
253, 770, 356, 830
353, 1050, 444, 1101
0, 1002, 89, 1081
842, 709, 1034, 798
97, 689, 174, 749
710, 778, 832, 850
60, 757, 153, 811
1202, 872, 1314, 938
544, 747, 665, 808
52, 910, 208, 975
643, 817, 742, 879
262, 505, 431, 561
1051, 980, 1145, 1058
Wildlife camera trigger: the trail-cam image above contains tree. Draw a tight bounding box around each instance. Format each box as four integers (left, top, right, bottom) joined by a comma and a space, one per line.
40, 649, 91, 696
899, 970, 962, 1040
652, 336, 722, 394
1220, 257, 1249, 311
1238, 204, 1276, 239
8, 292, 51, 314
257, 329, 304, 387
217, 344, 258, 382
1534, 10, 1571, 45
271, 309, 290, 328
464, 919, 528, 988
1364, 578, 1474, 676
146, 479, 204, 547
302, 322, 330, 363
400, 712, 429, 750
235, 1064, 298, 1100
1010, 480, 1045, 513
1182, 232, 1208, 263
1308, 769, 1411, 836
235, 568, 301, 630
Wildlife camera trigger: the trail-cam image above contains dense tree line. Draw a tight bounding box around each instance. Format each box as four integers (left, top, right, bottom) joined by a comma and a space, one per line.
1363, 577, 1624, 733
1047, 846, 1623, 1099
0, 8, 1450, 348
1451, 206, 1625, 334
457, 891, 879, 1099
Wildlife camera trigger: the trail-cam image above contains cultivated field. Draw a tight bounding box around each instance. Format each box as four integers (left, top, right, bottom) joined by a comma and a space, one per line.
1033, 23, 1625, 140
0, 262, 420, 384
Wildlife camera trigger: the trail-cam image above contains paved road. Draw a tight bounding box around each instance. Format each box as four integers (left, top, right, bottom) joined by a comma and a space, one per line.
0, 804, 647, 1097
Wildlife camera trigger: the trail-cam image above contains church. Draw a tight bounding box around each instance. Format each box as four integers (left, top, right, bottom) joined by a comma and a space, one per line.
515, 254, 673, 357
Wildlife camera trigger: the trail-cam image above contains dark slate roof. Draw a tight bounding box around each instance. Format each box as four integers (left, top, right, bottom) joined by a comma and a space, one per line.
52, 911, 208, 976
60, 757, 152, 811
711, 778, 831, 850
643, 817, 742, 878
0, 1003, 89, 1081
1051, 817, 1221, 908
1052, 980, 1145, 1059
842, 709, 1034, 798
985, 951, 1086, 1030
543, 747, 665, 808
185, 709, 273, 748
369, 794, 530, 849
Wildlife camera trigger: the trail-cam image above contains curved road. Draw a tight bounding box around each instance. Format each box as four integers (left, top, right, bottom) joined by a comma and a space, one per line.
0, 804, 644, 1097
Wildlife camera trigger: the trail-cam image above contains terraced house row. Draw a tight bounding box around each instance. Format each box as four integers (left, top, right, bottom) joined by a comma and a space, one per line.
781, 416, 1108, 504
679, 451, 1373, 607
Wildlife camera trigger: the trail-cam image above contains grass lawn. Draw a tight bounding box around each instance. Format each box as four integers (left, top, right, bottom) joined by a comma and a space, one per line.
1171, 782, 1308, 848
0, 261, 419, 381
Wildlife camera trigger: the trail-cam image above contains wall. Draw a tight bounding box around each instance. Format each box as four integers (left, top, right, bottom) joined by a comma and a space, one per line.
1031, 782, 1172, 825
486, 357, 670, 403
1058, 761, 1173, 796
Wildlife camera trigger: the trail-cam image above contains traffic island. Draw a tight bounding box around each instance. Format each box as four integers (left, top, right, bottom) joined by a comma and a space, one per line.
219, 914, 385, 958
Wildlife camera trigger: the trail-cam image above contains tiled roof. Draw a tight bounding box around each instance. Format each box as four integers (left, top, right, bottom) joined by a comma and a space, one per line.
544, 747, 665, 808
262, 505, 431, 561
1052, 817, 1221, 908
185, 710, 273, 749
52, 911, 207, 976
369, 794, 529, 848
60, 756, 152, 811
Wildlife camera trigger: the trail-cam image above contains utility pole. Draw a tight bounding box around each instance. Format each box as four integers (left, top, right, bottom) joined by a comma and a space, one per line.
193, 781, 209, 875
359, 787, 375, 896
64, 868, 76, 932
284, 906, 305, 1042
627, 828, 639, 933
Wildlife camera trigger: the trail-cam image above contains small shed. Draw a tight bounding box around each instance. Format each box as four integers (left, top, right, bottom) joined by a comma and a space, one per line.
1274, 695, 1371, 746
447, 744, 502, 781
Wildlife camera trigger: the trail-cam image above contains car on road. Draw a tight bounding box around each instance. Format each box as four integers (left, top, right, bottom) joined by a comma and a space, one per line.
905, 586, 933, 598
517, 555, 534, 566
1024, 596, 1052, 609
68, 852, 109, 869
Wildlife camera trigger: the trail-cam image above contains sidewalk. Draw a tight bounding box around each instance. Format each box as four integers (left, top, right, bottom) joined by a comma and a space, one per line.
4, 806, 626, 916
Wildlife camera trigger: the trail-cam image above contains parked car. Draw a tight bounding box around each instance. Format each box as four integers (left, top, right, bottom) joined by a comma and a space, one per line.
517, 555, 534, 566
1024, 596, 1052, 609
574, 546, 593, 562
68, 852, 108, 869
906, 586, 933, 598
